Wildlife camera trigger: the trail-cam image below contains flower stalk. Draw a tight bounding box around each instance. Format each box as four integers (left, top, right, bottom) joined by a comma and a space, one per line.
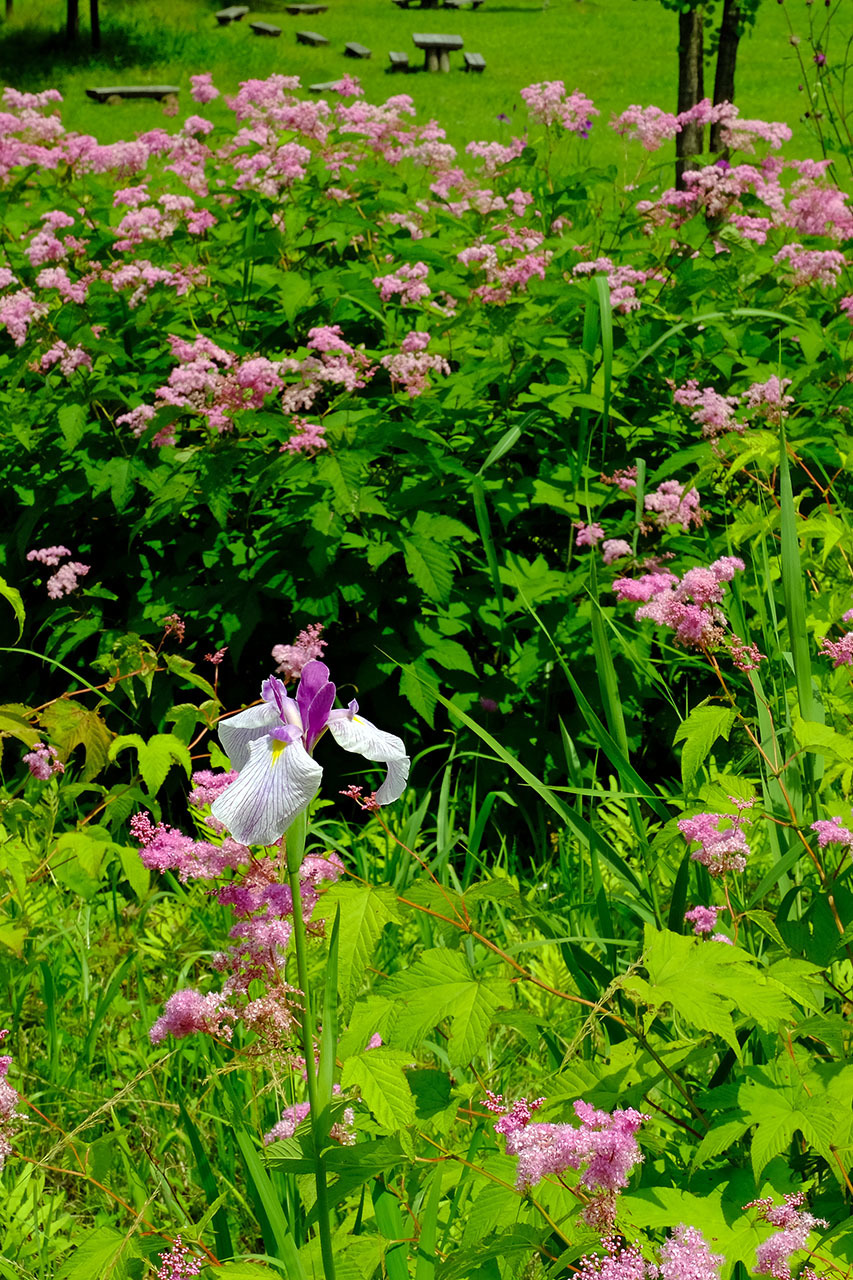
285, 808, 337, 1280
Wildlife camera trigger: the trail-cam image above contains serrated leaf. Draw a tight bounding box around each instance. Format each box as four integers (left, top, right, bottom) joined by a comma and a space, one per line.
57, 403, 88, 449
673, 702, 736, 790
792, 714, 853, 763
399, 659, 438, 727
0, 576, 24, 641
402, 535, 454, 603
109, 732, 191, 796
320, 882, 401, 1019
691, 1118, 751, 1168
56, 1227, 130, 1280
0, 706, 39, 749
341, 1048, 416, 1130
423, 638, 475, 675
116, 844, 149, 899
39, 699, 113, 781
162, 652, 218, 699
383, 949, 512, 1066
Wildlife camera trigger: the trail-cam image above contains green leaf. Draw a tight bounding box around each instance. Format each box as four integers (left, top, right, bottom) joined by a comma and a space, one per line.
341, 1048, 416, 1130
0, 576, 24, 641
402, 535, 455, 603
116, 844, 149, 899
383, 949, 512, 1066
56, 1227, 130, 1280
423, 638, 475, 675
109, 732, 191, 797
399, 659, 439, 727
791, 715, 853, 763
623, 928, 796, 1052
673, 702, 737, 790
39, 699, 113, 781
691, 1118, 751, 1168
320, 882, 401, 1019
162, 652, 218, 698
0, 705, 39, 749
58, 403, 88, 448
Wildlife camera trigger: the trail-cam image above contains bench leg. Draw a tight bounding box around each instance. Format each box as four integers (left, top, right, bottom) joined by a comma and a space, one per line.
425, 50, 438, 71
438, 50, 450, 71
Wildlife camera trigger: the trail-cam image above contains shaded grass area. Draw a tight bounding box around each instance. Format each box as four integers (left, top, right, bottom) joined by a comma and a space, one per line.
0, 0, 817, 162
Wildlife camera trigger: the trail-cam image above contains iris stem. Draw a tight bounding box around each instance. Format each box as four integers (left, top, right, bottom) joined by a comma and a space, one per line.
286, 809, 337, 1280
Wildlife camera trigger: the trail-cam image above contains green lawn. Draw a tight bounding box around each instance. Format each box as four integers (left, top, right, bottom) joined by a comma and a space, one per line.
0, 0, 827, 163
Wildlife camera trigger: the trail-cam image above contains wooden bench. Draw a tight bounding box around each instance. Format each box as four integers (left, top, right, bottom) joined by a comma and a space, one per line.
344, 41, 371, 58
85, 85, 180, 103
215, 5, 248, 22
388, 50, 410, 71
251, 20, 281, 34
463, 51, 486, 71
285, 3, 327, 11
444, 0, 484, 7
296, 28, 328, 44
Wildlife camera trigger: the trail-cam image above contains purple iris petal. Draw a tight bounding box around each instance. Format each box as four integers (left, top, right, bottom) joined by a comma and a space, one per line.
270, 724, 302, 745
296, 661, 331, 721
296, 660, 337, 752
303, 680, 336, 753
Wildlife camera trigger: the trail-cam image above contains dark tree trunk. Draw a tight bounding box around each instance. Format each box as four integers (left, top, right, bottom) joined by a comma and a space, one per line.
676, 4, 704, 186
66, 0, 79, 42
5, 0, 12, 19
90, 0, 101, 51
711, 0, 741, 150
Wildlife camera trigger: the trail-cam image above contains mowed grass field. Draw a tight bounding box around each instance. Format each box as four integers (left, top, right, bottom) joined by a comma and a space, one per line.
0, 0, 829, 163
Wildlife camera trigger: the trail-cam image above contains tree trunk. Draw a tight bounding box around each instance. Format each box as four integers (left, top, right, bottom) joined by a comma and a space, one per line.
5, 0, 12, 19
711, 0, 741, 150
90, 0, 101, 51
66, 0, 79, 42
676, 4, 704, 186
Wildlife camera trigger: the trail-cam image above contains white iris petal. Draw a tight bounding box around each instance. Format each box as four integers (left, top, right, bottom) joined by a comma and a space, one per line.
217, 702, 283, 771
326, 714, 410, 804
210, 734, 323, 846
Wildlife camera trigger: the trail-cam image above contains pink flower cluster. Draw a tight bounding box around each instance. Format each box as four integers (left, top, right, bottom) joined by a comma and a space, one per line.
0, 1030, 21, 1171
577, 1226, 724, 1280
37, 340, 91, 377
381, 330, 450, 397
264, 1084, 355, 1146
271, 623, 328, 681
818, 628, 853, 668
614, 557, 745, 651
674, 375, 794, 438
485, 1093, 647, 1225
26, 545, 90, 598
773, 244, 846, 289
190, 73, 220, 105
520, 81, 599, 137
118, 334, 292, 443
575, 522, 605, 547
457, 225, 551, 303
134, 787, 344, 1053
22, 742, 64, 780
573, 255, 664, 314
373, 261, 431, 305
613, 99, 791, 155
643, 480, 705, 531
678, 799, 754, 876
747, 1193, 827, 1280
684, 905, 732, 943
156, 1236, 202, 1280
810, 815, 853, 849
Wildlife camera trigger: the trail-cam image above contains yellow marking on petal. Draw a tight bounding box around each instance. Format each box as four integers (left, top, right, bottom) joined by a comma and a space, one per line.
271, 738, 287, 763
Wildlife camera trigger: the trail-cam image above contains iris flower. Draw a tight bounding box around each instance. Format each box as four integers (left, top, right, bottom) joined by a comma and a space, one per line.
210, 661, 409, 846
